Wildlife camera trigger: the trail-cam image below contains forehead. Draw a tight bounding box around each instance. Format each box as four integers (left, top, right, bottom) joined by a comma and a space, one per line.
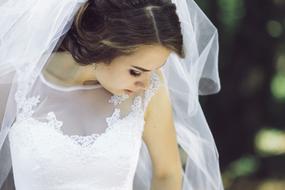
112, 45, 171, 68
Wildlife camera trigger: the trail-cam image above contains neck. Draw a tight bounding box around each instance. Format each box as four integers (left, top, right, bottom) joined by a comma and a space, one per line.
42, 51, 98, 86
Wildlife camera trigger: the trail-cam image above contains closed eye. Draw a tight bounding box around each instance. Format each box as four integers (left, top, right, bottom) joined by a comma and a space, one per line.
129, 69, 142, 77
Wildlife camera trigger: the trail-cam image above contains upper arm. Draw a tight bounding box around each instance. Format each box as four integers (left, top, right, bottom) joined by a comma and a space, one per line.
142, 70, 182, 179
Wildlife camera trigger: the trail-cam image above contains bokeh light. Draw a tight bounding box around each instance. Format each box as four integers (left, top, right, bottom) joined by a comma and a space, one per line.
218, 0, 245, 34
271, 72, 285, 101
266, 20, 283, 38
222, 156, 259, 189
255, 128, 285, 156
258, 179, 285, 190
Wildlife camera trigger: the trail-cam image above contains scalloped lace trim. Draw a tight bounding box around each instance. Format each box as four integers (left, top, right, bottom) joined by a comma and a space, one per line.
15, 72, 160, 148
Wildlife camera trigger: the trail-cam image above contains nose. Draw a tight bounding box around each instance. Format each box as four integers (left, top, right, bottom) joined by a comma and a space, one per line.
134, 81, 147, 91
134, 77, 151, 91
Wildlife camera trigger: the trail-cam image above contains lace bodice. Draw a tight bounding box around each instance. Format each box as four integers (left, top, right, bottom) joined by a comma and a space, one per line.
8, 72, 160, 190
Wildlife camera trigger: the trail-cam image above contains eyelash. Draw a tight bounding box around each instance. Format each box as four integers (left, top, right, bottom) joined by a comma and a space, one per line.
129, 69, 142, 77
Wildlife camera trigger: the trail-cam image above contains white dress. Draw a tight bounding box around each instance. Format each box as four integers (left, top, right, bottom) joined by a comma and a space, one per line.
8, 72, 160, 190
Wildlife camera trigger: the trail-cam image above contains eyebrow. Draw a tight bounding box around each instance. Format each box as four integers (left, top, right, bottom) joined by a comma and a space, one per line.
131, 62, 167, 72
131, 66, 151, 72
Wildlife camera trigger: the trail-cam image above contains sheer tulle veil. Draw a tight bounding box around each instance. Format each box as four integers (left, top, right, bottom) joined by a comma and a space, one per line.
0, 0, 224, 189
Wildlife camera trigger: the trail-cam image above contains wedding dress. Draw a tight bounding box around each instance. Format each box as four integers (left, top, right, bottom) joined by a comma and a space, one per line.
0, 0, 224, 189
8, 68, 160, 190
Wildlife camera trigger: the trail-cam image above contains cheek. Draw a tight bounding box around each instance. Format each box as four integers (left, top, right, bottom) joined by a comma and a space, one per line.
107, 70, 134, 89
116, 75, 135, 89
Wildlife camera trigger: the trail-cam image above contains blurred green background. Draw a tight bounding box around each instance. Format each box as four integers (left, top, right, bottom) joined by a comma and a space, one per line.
195, 0, 285, 189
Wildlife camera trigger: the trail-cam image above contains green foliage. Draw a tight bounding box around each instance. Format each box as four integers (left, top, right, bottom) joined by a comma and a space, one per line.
267, 20, 284, 38
255, 128, 285, 156
218, 0, 245, 34
271, 72, 285, 101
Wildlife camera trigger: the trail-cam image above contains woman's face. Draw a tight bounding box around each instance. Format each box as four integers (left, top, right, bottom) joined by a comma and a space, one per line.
94, 44, 172, 96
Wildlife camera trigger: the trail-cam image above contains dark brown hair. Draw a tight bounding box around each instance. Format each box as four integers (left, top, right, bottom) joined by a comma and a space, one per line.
56, 0, 185, 65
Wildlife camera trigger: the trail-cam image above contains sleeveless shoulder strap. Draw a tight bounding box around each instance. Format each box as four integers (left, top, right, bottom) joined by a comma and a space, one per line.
142, 72, 161, 112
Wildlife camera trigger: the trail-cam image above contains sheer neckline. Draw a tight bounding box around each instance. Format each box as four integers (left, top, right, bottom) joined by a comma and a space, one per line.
39, 72, 102, 92
29, 97, 142, 148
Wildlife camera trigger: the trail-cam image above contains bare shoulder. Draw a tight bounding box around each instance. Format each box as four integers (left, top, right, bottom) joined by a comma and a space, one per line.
144, 69, 170, 120
143, 69, 182, 178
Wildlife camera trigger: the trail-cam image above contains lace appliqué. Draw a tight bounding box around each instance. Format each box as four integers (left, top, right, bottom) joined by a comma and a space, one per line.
106, 108, 121, 126
143, 72, 161, 111
17, 95, 40, 121
15, 62, 40, 115
45, 111, 120, 148
15, 72, 160, 148
42, 97, 143, 148
46, 113, 102, 148
46, 112, 63, 130
108, 94, 129, 106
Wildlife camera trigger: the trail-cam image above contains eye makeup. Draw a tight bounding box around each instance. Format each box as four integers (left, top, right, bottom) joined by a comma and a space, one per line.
129, 69, 142, 77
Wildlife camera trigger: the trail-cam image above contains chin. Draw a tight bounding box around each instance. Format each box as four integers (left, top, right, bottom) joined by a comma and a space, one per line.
105, 87, 134, 96
109, 89, 128, 96
124, 89, 134, 96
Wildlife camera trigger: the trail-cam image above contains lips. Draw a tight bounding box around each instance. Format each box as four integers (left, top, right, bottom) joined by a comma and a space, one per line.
124, 89, 134, 95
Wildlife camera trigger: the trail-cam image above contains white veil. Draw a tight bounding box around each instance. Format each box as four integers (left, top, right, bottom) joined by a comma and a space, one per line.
0, 0, 223, 189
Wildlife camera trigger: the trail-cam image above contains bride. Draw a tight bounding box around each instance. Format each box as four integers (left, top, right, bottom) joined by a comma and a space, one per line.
0, 0, 224, 189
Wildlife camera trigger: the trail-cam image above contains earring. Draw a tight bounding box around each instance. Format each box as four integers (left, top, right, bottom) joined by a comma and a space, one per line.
93, 63, 97, 70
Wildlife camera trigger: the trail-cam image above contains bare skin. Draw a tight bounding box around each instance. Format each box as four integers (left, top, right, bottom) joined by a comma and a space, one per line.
43, 44, 171, 96
43, 44, 182, 189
